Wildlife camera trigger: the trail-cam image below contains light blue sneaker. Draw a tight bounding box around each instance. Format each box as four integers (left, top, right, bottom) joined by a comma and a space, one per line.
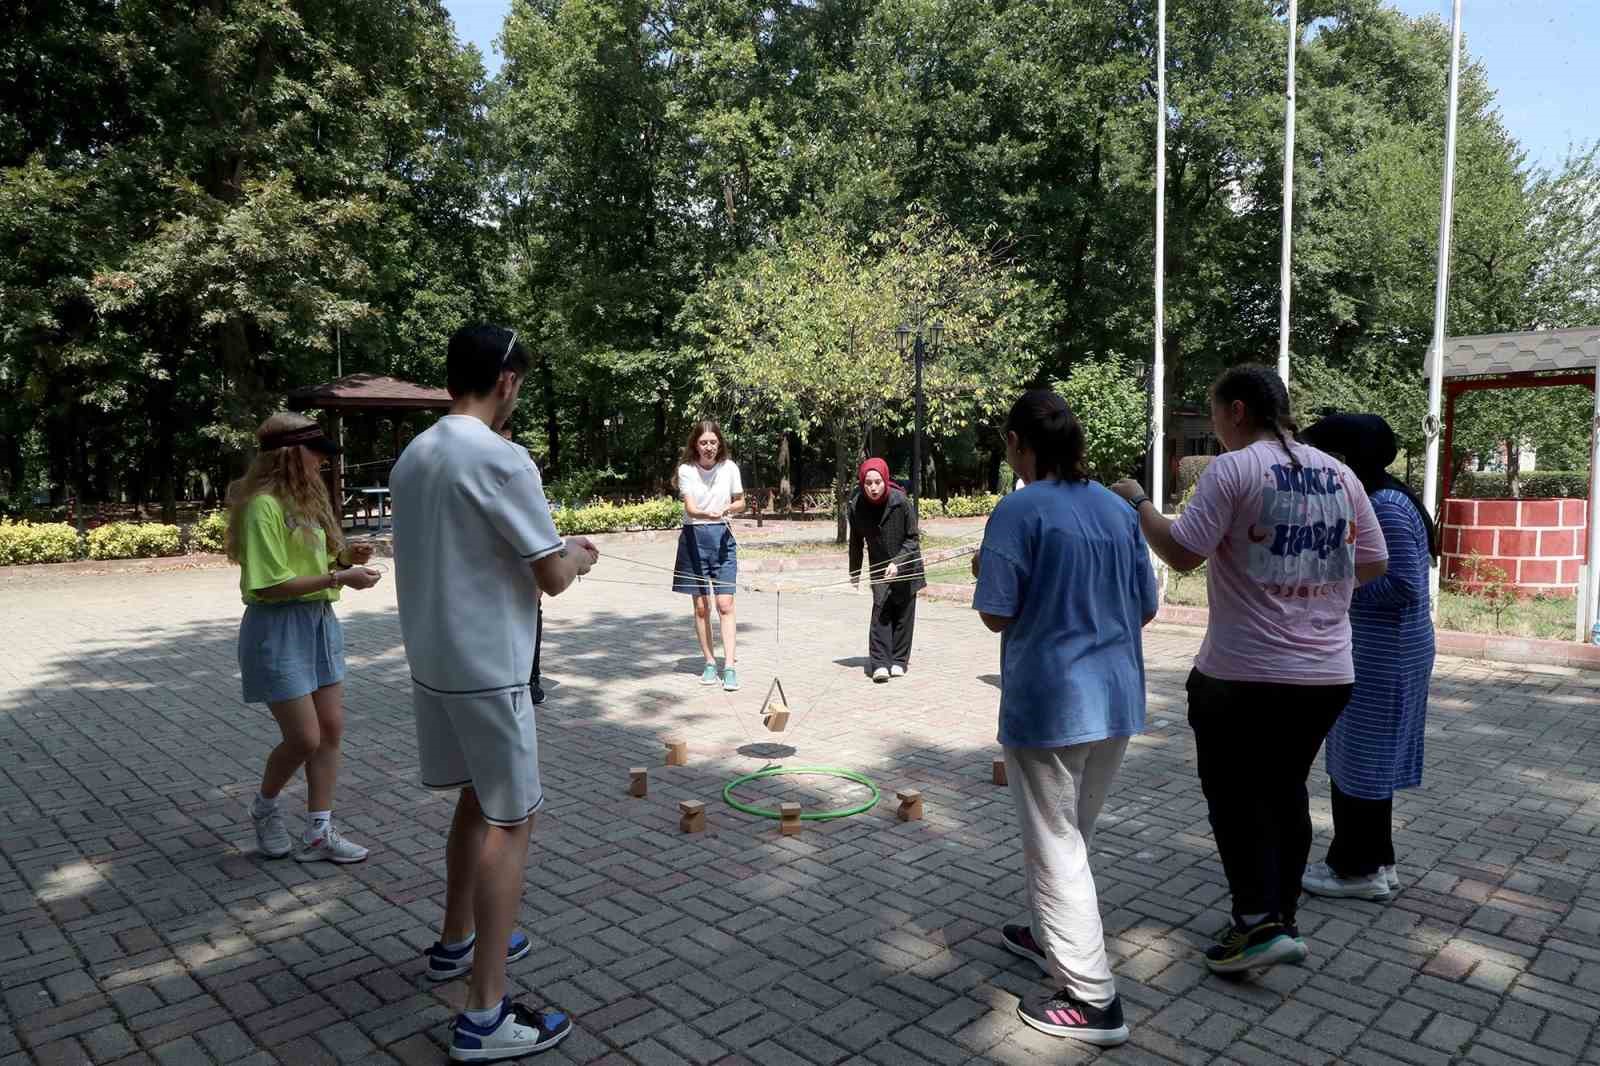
699, 663, 720, 685
723, 668, 740, 692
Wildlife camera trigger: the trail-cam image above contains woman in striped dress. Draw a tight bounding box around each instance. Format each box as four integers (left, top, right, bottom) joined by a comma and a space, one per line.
1299, 414, 1437, 901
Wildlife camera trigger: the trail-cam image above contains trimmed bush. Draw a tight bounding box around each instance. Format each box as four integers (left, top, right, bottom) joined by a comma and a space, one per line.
86, 522, 182, 560
0, 519, 81, 565
1455, 470, 1589, 500
918, 493, 1001, 520
552, 498, 684, 535
1177, 455, 1213, 497
188, 510, 227, 553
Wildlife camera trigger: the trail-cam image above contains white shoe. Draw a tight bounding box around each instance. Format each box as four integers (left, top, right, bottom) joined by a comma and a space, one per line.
890, 665, 906, 678
1382, 865, 1401, 892
872, 667, 890, 683
450, 999, 572, 1061
294, 826, 369, 864
251, 803, 292, 859
1302, 861, 1389, 900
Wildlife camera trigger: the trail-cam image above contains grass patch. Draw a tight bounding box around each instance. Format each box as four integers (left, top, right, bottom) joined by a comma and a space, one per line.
740, 534, 973, 559
1163, 565, 1578, 641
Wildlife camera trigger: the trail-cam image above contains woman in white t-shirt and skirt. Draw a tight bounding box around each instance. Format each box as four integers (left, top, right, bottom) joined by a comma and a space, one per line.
673, 420, 745, 691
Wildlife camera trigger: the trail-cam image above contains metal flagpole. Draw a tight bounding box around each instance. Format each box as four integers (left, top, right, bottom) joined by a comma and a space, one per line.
1422, 0, 1463, 615
1276, 0, 1297, 386
1150, 0, 1166, 513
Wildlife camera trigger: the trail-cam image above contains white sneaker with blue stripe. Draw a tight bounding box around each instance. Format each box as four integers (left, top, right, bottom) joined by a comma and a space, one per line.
425, 931, 532, 982
449, 998, 571, 1061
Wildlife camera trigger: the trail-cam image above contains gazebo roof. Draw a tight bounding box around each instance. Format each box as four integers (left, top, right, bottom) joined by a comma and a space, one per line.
288, 373, 451, 412
1431, 327, 1600, 381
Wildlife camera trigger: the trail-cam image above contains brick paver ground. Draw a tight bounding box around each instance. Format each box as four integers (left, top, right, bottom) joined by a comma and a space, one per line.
3, 536, 1600, 1066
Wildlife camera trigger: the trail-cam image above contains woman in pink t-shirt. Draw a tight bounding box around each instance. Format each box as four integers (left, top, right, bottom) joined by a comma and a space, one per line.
1112, 365, 1387, 976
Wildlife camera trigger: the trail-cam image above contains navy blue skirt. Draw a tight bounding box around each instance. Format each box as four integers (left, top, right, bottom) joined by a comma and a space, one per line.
673, 524, 737, 596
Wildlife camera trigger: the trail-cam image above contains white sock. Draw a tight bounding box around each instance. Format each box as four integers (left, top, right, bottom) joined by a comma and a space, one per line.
1239, 912, 1270, 927
463, 1000, 503, 1027
441, 932, 476, 953
304, 810, 331, 843
252, 793, 278, 817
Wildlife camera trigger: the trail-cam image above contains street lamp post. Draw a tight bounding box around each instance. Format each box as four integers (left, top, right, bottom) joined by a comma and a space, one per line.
896, 315, 944, 503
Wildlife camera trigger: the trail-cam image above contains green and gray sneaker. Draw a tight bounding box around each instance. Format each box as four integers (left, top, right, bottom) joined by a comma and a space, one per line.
699, 662, 721, 685
722, 668, 740, 692
1204, 920, 1305, 974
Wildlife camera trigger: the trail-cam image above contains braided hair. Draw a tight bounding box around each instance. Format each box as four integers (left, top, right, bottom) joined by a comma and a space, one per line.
1212, 364, 1300, 470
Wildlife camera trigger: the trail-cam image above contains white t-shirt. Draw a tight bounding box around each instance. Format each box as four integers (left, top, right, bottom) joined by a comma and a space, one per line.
391, 415, 564, 693
678, 461, 743, 525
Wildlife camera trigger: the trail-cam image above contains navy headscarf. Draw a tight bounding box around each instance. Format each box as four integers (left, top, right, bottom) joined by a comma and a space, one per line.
1301, 413, 1440, 559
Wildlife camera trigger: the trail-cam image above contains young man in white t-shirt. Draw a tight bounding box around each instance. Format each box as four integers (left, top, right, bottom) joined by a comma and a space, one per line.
390, 324, 599, 1061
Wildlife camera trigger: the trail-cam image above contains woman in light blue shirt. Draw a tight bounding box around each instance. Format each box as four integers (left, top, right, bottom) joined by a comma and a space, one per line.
973, 389, 1158, 1049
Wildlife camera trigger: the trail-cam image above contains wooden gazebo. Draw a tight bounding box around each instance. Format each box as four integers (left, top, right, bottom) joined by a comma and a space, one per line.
288, 373, 451, 525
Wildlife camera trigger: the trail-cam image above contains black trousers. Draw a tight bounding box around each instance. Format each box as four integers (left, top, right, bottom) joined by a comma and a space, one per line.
1324, 779, 1394, 876
529, 602, 543, 687
1186, 669, 1351, 924
868, 592, 916, 671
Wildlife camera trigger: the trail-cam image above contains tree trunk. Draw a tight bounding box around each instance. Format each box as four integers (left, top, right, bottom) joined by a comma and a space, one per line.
833, 428, 849, 544
931, 442, 949, 504
653, 397, 667, 492
219, 318, 265, 478
777, 432, 793, 511
1, 432, 22, 503
539, 351, 559, 478
1505, 440, 1521, 498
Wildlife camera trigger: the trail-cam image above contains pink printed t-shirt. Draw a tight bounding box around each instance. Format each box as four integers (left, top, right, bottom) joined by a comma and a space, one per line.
1171, 439, 1388, 686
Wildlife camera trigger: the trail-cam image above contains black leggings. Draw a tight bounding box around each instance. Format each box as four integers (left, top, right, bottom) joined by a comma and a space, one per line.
1324, 779, 1395, 876
1186, 669, 1351, 924
529, 602, 543, 686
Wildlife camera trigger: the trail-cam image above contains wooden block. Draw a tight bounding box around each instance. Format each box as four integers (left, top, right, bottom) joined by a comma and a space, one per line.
992, 758, 1007, 786
764, 708, 790, 732
679, 800, 705, 833
779, 801, 802, 836
896, 790, 923, 822
629, 768, 648, 798
664, 738, 688, 766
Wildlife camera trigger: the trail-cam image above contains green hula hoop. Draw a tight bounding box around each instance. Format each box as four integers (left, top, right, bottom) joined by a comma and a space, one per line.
722, 766, 881, 822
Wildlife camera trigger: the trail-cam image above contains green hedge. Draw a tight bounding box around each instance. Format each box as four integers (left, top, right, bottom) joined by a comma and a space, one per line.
86, 522, 182, 560
188, 510, 228, 553
1455, 470, 1589, 500
552, 498, 684, 535
918, 493, 1001, 519
1177, 455, 1213, 497
0, 519, 81, 565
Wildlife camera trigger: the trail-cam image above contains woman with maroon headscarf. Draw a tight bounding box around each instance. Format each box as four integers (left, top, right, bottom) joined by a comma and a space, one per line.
848, 458, 925, 682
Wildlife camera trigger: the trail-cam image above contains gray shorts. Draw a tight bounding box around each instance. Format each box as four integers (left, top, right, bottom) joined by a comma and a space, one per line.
414, 683, 545, 826
238, 601, 345, 704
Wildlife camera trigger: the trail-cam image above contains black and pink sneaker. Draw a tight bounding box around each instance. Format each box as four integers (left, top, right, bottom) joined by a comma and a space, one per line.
1017, 989, 1129, 1046
1000, 923, 1048, 973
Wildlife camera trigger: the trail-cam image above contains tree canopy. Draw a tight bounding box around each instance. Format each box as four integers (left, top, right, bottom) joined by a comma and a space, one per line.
3, 0, 1597, 521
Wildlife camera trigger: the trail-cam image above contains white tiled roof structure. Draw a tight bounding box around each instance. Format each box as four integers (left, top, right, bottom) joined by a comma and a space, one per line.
1430, 327, 1600, 380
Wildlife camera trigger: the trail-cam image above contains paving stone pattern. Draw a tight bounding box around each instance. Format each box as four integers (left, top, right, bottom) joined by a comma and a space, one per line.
2, 543, 1600, 1065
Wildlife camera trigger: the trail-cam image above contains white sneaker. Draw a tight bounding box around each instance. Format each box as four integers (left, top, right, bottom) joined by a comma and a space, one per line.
1382, 865, 1401, 892
251, 803, 291, 859
294, 826, 369, 864
1302, 861, 1390, 900
890, 665, 907, 678
450, 999, 572, 1061
872, 667, 890, 683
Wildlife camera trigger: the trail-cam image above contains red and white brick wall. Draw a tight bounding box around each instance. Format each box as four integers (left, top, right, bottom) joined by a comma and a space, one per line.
1441, 498, 1588, 595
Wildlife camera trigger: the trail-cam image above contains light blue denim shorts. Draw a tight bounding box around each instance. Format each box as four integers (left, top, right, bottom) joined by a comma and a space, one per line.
238, 601, 345, 705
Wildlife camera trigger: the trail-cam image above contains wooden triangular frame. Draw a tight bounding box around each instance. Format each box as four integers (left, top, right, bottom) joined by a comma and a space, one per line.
758, 676, 789, 717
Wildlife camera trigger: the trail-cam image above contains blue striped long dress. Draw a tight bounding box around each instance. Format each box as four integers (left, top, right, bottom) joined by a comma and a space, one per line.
1325, 488, 1434, 799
